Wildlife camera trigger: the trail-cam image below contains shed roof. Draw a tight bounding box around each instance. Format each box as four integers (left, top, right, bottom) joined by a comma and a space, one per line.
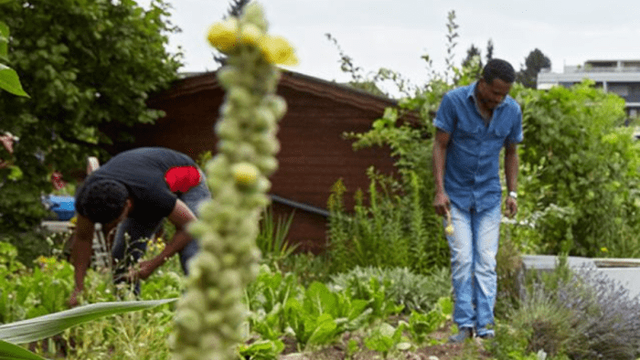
149, 69, 398, 114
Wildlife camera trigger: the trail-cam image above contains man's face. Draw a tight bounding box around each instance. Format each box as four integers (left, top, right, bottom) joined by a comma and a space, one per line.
478, 78, 512, 110
103, 199, 132, 233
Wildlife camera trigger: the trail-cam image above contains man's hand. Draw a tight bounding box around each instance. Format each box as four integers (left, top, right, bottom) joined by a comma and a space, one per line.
125, 260, 155, 282
433, 191, 451, 217
505, 196, 518, 218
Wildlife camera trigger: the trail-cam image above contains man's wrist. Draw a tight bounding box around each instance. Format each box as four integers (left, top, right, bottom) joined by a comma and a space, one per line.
508, 191, 517, 200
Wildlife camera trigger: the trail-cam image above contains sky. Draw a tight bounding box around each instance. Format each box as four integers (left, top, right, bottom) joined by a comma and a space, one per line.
147, 0, 640, 93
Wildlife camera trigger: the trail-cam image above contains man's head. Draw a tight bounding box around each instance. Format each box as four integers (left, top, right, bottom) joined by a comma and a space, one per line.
77, 179, 130, 225
477, 59, 515, 110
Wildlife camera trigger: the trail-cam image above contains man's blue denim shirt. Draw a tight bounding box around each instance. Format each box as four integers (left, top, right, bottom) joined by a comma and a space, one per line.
433, 82, 523, 212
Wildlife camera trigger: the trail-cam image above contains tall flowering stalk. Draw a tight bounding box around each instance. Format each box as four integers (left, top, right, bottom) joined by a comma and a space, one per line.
170, 3, 296, 360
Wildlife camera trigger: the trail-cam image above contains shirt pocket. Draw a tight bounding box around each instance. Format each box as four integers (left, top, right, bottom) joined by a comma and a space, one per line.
486, 125, 509, 153
454, 120, 481, 141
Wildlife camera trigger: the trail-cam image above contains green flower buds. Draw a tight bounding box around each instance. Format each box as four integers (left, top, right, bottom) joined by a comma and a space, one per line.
172, 3, 293, 360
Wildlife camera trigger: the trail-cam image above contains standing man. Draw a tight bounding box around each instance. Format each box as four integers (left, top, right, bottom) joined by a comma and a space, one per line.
432, 59, 522, 342
69, 147, 211, 306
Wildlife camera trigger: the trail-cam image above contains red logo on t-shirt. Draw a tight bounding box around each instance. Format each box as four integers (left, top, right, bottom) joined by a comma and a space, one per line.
164, 166, 201, 193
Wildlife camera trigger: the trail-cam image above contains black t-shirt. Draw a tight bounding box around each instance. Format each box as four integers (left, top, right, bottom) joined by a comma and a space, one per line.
76, 147, 201, 222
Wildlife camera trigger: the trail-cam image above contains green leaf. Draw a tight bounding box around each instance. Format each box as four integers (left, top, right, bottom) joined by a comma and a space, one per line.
7, 166, 22, 181
0, 21, 8, 58
304, 282, 336, 316
0, 339, 47, 360
0, 298, 176, 344
305, 313, 338, 346
0, 65, 29, 97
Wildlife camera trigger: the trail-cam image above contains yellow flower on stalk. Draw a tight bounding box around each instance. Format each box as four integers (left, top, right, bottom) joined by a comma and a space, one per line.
207, 18, 239, 52
601, 247, 608, 253
240, 24, 263, 46
258, 35, 298, 66
232, 162, 259, 187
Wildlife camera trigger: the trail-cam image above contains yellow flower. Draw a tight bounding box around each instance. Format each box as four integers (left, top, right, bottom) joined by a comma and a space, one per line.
240, 24, 263, 46
232, 162, 259, 187
207, 18, 239, 52
600, 247, 608, 253
445, 224, 454, 236
258, 35, 298, 66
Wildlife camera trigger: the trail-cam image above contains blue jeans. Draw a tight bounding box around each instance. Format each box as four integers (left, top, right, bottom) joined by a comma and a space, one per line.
112, 171, 211, 291
444, 203, 501, 337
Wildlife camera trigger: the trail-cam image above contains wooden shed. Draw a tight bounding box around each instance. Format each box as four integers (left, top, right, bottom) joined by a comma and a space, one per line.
109, 70, 406, 253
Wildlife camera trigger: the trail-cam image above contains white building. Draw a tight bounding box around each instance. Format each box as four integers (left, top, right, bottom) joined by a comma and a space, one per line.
537, 60, 640, 118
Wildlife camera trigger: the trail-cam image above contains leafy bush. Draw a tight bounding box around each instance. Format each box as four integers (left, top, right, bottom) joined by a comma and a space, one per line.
329, 266, 451, 314
513, 81, 640, 257
327, 170, 449, 275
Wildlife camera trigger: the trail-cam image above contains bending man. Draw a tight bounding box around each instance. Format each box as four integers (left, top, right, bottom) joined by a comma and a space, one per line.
69, 147, 211, 306
432, 59, 522, 342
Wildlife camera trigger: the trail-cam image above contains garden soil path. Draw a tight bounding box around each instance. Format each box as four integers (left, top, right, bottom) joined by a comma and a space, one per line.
279, 322, 494, 360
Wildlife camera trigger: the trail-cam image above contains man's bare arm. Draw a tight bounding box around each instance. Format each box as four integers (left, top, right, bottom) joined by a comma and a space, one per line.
504, 142, 519, 217
142, 199, 197, 276
69, 214, 95, 306
432, 129, 451, 216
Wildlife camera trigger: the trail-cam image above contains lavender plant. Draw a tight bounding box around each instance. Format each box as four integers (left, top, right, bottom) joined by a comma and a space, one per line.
169, 3, 296, 360
509, 264, 640, 360
557, 267, 640, 360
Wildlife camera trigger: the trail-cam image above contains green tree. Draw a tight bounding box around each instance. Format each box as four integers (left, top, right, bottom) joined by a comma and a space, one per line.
485, 39, 494, 62
0, 0, 181, 256
461, 44, 482, 80
461, 44, 482, 69
516, 48, 551, 89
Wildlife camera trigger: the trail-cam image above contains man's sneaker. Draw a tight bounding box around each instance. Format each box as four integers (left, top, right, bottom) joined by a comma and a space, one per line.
477, 332, 495, 340
448, 327, 473, 343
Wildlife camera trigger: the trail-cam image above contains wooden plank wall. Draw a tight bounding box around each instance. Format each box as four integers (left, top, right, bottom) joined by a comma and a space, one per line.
116, 78, 398, 252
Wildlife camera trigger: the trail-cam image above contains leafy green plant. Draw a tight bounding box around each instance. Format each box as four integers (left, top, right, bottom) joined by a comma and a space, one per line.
406, 297, 452, 344
283, 281, 372, 350
363, 322, 411, 359
330, 266, 451, 314
246, 266, 301, 341
237, 339, 285, 360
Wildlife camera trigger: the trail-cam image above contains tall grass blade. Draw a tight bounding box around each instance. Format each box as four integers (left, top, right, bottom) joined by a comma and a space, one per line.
0, 298, 177, 344
0, 339, 46, 360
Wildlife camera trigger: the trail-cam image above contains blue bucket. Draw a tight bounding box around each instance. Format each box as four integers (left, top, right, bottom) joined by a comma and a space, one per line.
45, 195, 76, 221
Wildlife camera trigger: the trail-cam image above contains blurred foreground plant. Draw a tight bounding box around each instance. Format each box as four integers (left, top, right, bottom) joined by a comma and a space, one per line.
170, 3, 295, 360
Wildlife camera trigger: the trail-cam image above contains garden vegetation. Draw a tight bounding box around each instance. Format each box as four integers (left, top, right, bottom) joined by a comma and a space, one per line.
1, 3, 640, 360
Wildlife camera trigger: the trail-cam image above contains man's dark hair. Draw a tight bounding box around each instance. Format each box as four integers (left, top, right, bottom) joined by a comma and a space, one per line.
482, 58, 515, 84
76, 179, 128, 224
